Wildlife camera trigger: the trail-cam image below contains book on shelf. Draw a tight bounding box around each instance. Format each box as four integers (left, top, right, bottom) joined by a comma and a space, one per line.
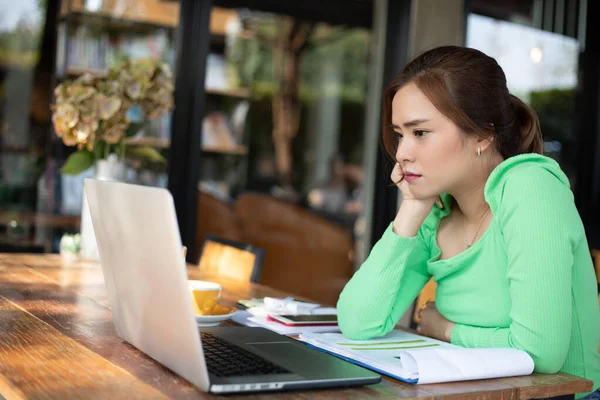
202, 111, 237, 149
299, 330, 535, 385
59, 0, 180, 29
57, 24, 173, 73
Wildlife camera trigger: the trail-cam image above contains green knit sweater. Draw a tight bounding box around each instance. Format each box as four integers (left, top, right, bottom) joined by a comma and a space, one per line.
337, 154, 600, 396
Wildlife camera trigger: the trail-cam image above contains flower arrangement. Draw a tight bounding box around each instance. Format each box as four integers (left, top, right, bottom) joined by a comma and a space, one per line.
51, 58, 174, 175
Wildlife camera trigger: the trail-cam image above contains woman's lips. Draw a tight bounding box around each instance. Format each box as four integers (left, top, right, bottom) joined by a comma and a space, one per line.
403, 174, 422, 182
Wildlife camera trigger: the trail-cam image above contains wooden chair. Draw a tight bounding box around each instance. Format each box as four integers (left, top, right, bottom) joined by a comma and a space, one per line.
194, 191, 244, 261
591, 250, 600, 300
589, 249, 600, 353
198, 235, 264, 283
234, 192, 355, 306
411, 278, 437, 328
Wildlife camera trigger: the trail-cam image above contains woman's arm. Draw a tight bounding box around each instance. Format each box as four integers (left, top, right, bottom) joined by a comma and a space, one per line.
337, 201, 434, 340
450, 167, 579, 373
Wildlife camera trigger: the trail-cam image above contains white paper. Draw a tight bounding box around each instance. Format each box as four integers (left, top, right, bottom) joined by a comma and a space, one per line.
401, 347, 535, 384
263, 297, 320, 315
246, 316, 340, 336
300, 331, 448, 381
299, 331, 534, 384
312, 307, 337, 315
231, 310, 261, 327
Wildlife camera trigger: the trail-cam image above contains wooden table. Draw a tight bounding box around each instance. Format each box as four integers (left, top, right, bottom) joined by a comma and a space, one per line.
0, 254, 593, 399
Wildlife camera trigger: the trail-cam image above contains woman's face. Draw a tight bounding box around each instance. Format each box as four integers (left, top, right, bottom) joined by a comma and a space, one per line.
391, 82, 479, 199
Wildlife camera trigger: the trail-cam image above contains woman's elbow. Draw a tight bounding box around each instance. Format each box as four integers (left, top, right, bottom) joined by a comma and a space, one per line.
509, 332, 568, 374
339, 326, 370, 340
532, 353, 567, 374
339, 321, 384, 340
336, 292, 369, 339
336, 286, 395, 339
337, 314, 392, 340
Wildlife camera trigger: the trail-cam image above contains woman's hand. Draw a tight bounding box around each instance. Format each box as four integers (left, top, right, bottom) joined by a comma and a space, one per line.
391, 162, 417, 201
391, 162, 439, 206
417, 301, 455, 342
391, 163, 439, 237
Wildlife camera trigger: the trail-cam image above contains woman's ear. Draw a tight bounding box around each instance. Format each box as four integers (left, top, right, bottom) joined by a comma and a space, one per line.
476, 134, 494, 152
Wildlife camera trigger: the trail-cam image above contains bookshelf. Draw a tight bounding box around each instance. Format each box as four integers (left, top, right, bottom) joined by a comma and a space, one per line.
58, 1, 247, 34
205, 87, 250, 99
124, 137, 248, 155
58, 11, 175, 33
56, 0, 252, 198
202, 144, 249, 155
59, 0, 179, 29
64, 66, 105, 77
63, 70, 251, 99
0, 212, 80, 230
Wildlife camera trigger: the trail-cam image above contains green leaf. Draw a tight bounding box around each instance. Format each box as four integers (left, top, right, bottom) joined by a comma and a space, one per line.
61, 149, 95, 175
125, 146, 166, 164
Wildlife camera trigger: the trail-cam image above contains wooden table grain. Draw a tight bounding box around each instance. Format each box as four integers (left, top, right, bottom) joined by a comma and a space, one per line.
0, 253, 593, 399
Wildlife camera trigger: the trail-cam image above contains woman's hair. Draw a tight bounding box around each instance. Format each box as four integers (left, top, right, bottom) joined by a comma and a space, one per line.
382, 46, 543, 160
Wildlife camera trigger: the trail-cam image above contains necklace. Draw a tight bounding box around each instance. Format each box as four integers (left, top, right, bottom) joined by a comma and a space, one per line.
463, 208, 490, 249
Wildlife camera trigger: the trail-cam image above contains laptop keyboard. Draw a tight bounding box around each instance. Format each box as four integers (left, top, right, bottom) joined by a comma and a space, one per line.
200, 332, 291, 377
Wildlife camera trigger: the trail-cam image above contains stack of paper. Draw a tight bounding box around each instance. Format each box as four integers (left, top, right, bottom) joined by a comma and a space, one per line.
299, 330, 534, 384
231, 310, 340, 335
231, 311, 339, 335
238, 297, 332, 316
231, 297, 339, 335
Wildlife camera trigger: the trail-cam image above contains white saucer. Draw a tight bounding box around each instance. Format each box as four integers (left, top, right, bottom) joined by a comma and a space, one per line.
195, 310, 237, 327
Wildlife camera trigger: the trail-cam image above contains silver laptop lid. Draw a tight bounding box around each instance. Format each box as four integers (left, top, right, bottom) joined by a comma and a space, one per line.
84, 178, 210, 391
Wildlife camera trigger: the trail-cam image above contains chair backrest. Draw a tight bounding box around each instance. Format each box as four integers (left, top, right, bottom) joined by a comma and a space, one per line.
195, 191, 244, 260
591, 249, 600, 299
412, 278, 437, 329
198, 235, 264, 283
587, 249, 600, 353
234, 192, 355, 305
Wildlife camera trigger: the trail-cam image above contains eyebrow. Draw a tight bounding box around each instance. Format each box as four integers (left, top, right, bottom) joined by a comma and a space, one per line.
391, 119, 430, 130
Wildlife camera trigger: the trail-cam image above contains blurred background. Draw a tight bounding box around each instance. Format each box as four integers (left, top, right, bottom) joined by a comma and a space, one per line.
1, 0, 598, 307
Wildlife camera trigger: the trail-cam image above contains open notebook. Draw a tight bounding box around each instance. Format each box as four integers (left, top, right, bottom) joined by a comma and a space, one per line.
299, 330, 534, 384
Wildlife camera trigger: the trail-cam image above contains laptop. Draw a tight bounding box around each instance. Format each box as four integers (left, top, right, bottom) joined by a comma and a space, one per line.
84, 179, 381, 394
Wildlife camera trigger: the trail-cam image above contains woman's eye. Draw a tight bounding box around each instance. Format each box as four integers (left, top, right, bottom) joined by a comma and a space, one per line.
414, 130, 427, 138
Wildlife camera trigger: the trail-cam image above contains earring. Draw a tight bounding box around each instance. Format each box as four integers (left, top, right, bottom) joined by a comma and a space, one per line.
477, 147, 481, 156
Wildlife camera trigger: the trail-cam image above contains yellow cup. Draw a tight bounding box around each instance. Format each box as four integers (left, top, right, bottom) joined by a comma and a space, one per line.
188, 280, 222, 316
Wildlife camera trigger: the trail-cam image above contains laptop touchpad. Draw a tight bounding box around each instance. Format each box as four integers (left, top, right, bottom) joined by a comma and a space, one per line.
249, 342, 311, 365
249, 342, 345, 378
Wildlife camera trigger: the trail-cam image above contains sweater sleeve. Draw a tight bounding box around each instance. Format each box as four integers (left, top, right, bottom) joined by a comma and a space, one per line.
450, 167, 579, 373
337, 221, 432, 340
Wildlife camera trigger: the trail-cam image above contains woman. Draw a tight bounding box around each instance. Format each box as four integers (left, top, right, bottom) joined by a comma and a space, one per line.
336, 46, 600, 397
